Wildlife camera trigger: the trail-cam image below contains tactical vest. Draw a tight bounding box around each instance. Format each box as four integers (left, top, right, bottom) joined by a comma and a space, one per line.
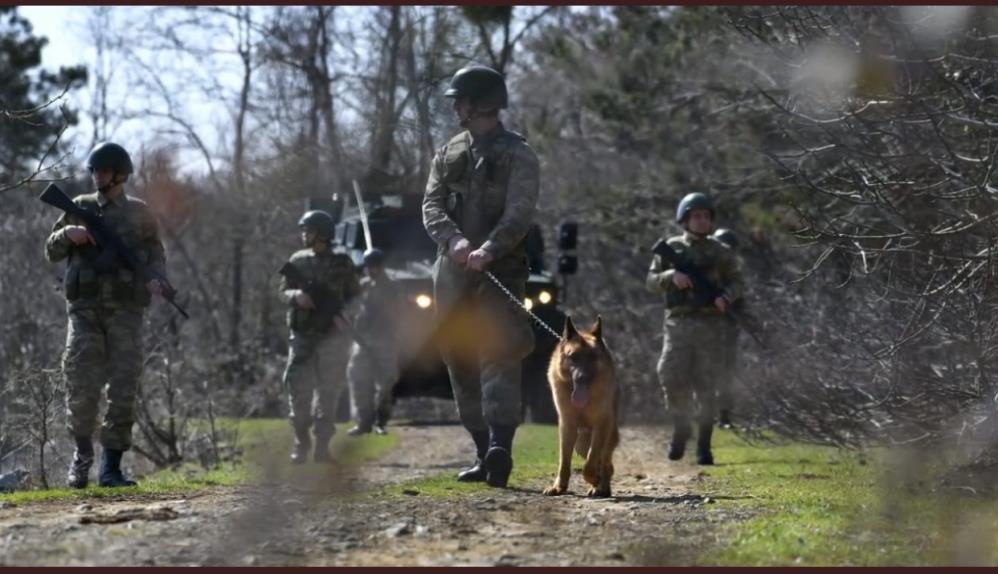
663, 236, 728, 315
63, 195, 154, 308
439, 128, 530, 274
285, 250, 356, 335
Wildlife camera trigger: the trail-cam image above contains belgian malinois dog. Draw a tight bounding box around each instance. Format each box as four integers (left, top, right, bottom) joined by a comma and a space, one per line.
542, 316, 620, 498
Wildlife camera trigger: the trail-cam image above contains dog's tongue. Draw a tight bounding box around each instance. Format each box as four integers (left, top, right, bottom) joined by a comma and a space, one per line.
571, 385, 590, 409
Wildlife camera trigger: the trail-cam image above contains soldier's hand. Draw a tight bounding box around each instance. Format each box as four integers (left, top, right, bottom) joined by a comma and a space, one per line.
146, 279, 165, 298
65, 226, 96, 246
466, 248, 493, 272
672, 271, 693, 290
714, 296, 729, 313
333, 315, 351, 333
294, 290, 316, 310
448, 236, 472, 265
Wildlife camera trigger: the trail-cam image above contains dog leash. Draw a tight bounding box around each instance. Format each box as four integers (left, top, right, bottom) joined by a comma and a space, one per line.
484, 270, 564, 342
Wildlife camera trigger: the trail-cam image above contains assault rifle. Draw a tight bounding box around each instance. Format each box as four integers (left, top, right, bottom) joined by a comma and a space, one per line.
652, 238, 766, 348
39, 183, 189, 319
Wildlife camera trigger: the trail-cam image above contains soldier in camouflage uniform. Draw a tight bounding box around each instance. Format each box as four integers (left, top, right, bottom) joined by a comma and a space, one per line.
423, 64, 539, 488
45, 142, 169, 488
279, 210, 361, 464
346, 248, 401, 436
712, 228, 741, 429
646, 193, 743, 465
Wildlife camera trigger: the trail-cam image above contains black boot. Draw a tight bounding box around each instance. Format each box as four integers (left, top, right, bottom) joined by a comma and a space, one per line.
696, 422, 715, 465
347, 420, 372, 437
290, 426, 311, 465
98, 448, 137, 487
456, 430, 489, 482
718, 409, 733, 429
373, 405, 391, 435
67, 436, 94, 489
484, 425, 516, 488
668, 417, 692, 461
314, 428, 335, 464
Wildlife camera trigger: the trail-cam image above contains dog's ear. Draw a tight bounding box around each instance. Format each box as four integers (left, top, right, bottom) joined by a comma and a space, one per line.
591, 315, 603, 341
563, 316, 580, 341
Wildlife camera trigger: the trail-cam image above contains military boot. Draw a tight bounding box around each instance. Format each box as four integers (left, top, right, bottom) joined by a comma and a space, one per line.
668, 417, 692, 461
290, 426, 312, 465
484, 425, 516, 488
346, 420, 372, 437
696, 422, 715, 466
718, 409, 733, 429
373, 406, 390, 435
67, 436, 94, 489
456, 430, 490, 482
314, 428, 334, 464
98, 448, 137, 487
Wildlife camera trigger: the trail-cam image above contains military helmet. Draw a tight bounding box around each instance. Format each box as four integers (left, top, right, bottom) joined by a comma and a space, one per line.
714, 228, 738, 249
363, 248, 386, 267
676, 192, 714, 223
444, 64, 508, 110
298, 210, 336, 239
86, 142, 134, 175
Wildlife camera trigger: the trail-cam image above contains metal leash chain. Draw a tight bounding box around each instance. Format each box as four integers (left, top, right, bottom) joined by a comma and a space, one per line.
484, 271, 564, 342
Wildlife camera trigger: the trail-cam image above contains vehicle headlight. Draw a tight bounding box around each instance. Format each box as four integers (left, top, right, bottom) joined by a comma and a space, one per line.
524, 297, 534, 311
538, 290, 553, 305
415, 294, 433, 309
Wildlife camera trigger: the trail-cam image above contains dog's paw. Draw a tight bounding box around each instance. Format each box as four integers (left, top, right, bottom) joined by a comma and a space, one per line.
543, 485, 567, 496
586, 486, 612, 498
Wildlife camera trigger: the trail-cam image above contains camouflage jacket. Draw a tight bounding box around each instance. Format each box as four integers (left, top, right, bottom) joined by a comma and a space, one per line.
645, 232, 744, 317
279, 248, 361, 335
45, 191, 166, 310
422, 123, 540, 275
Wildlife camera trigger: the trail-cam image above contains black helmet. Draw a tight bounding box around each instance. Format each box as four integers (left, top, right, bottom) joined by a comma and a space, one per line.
713, 228, 738, 249
444, 64, 508, 110
676, 192, 714, 223
86, 142, 134, 175
363, 248, 386, 267
298, 210, 336, 239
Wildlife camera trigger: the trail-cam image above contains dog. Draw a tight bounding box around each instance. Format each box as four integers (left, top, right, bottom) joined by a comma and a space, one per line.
542, 315, 619, 498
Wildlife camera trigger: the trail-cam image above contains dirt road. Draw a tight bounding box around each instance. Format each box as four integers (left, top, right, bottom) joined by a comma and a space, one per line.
0, 424, 752, 566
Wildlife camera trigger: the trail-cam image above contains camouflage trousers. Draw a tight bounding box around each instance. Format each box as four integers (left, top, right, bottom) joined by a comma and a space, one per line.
283, 330, 351, 440
62, 306, 145, 451
433, 256, 535, 432
717, 322, 740, 413
346, 341, 399, 426
656, 314, 728, 425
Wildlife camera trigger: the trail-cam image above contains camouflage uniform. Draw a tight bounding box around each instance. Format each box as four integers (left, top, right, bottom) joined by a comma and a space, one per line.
422, 124, 539, 435
346, 274, 402, 429
279, 249, 360, 447
646, 232, 743, 438
45, 191, 165, 452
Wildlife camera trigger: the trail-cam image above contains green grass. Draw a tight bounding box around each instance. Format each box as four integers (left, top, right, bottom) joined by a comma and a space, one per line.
0, 418, 398, 506
700, 431, 998, 566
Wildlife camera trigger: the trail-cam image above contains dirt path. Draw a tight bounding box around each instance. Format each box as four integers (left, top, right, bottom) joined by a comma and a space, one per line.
0, 424, 754, 566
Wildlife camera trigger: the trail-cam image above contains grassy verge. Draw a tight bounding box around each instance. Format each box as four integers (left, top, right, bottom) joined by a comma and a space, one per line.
701, 430, 998, 565
0, 418, 398, 506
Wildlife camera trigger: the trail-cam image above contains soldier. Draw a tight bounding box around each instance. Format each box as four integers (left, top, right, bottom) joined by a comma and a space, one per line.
645, 192, 743, 465
346, 248, 402, 436
45, 142, 169, 488
712, 228, 741, 429
279, 210, 361, 464
422, 64, 540, 488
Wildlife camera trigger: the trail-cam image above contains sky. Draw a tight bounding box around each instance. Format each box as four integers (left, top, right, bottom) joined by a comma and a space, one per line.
18, 6, 238, 177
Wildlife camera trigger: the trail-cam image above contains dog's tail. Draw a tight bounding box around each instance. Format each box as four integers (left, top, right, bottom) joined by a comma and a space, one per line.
575, 428, 592, 458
